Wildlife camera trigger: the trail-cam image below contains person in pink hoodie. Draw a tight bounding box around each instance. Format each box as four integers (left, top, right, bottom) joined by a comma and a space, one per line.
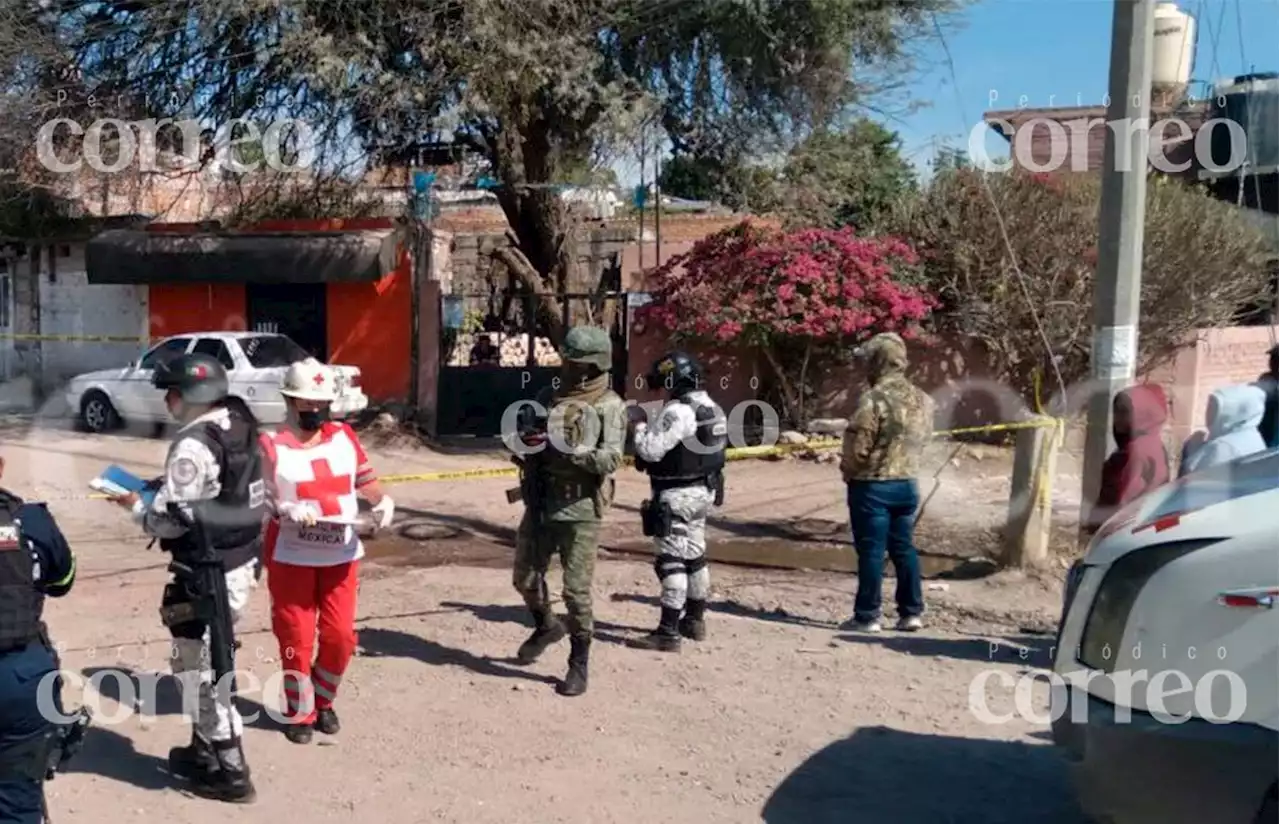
1087, 384, 1171, 531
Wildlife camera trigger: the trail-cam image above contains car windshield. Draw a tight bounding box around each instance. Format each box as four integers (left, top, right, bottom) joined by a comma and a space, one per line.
240, 335, 311, 368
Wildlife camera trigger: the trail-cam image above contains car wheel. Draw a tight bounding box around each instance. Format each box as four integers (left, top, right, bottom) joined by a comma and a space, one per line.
79, 391, 120, 433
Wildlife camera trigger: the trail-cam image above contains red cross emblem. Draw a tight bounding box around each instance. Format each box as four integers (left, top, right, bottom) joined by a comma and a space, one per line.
294, 458, 352, 516
313, 372, 326, 386
192, 364, 207, 378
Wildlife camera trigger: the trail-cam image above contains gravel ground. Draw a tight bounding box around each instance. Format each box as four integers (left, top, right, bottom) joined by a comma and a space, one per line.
3, 414, 1093, 823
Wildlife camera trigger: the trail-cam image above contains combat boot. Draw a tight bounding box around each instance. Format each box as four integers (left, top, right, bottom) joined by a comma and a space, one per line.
168, 731, 217, 780
679, 599, 708, 641
188, 738, 256, 803
627, 607, 682, 652
557, 636, 590, 697
516, 609, 567, 664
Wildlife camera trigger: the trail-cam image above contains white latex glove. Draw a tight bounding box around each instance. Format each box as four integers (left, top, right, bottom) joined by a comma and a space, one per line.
279, 501, 318, 527
371, 495, 395, 531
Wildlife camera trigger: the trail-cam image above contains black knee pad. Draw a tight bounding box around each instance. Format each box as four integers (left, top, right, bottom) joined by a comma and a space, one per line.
653, 554, 686, 581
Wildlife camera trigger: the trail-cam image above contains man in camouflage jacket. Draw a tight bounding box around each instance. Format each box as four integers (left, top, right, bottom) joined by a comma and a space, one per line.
839, 332, 934, 633
509, 326, 626, 696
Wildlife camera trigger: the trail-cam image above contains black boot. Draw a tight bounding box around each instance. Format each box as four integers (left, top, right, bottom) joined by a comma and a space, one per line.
628, 607, 682, 652
168, 731, 217, 780
315, 707, 340, 735
283, 722, 313, 744
516, 609, 567, 664
188, 737, 256, 803
557, 636, 590, 697
679, 599, 708, 641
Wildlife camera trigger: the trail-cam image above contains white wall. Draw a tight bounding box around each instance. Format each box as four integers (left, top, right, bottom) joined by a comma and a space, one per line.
37, 244, 149, 389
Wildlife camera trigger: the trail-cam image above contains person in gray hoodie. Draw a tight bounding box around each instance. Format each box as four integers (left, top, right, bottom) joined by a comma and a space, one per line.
1178, 384, 1269, 477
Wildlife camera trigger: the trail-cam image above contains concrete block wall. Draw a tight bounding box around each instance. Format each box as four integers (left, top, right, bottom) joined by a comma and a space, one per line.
37, 244, 149, 389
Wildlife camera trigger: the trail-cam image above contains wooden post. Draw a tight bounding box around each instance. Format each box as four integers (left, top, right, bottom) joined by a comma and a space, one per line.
1003, 417, 1062, 568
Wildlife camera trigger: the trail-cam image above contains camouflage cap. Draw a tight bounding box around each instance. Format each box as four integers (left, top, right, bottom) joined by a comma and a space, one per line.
561, 325, 613, 370
854, 332, 909, 373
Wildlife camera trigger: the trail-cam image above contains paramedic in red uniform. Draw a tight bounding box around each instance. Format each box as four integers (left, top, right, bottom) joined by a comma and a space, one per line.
259, 358, 395, 744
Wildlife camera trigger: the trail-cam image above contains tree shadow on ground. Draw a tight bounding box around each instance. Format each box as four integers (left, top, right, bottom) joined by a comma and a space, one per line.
80, 666, 283, 732
63, 725, 171, 791
836, 633, 1058, 667
607, 592, 838, 630
611, 501, 844, 543
355, 626, 559, 686
762, 726, 1089, 824
438, 600, 649, 648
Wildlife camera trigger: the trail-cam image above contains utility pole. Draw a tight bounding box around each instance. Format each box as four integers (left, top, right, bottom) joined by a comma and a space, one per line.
654, 147, 662, 269
1080, 0, 1155, 537
638, 126, 646, 273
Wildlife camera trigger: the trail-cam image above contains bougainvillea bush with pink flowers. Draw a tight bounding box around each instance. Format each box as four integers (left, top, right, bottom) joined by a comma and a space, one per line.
639, 221, 936, 426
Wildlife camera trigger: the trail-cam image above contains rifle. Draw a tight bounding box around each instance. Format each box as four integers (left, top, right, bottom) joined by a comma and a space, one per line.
507, 405, 549, 526
164, 502, 238, 707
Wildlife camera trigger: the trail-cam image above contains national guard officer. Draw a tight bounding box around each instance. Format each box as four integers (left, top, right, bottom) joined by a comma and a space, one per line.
508, 326, 626, 696
627, 351, 727, 651
0, 453, 86, 824
107, 352, 266, 802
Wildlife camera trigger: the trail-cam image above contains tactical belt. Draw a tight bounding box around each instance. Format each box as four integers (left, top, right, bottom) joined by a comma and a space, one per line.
649, 475, 714, 493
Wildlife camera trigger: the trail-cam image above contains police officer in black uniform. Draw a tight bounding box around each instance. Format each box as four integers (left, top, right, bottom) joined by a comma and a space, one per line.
0, 453, 85, 823
107, 352, 265, 803
627, 352, 728, 651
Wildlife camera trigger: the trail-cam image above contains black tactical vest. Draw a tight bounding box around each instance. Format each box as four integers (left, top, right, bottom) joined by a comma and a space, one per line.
648, 394, 728, 486
0, 491, 43, 652
160, 406, 266, 570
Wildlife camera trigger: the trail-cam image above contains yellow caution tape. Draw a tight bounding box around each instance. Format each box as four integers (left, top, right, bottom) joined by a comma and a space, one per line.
381, 466, 519, 484
60, 417, 1063, 500
0, 332, 150, 343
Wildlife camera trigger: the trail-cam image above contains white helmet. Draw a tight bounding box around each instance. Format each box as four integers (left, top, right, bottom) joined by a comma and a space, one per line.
280, 358, 336, 402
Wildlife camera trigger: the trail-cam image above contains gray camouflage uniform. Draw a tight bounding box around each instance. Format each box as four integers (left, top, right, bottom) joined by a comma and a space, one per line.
632, 390, 724, 610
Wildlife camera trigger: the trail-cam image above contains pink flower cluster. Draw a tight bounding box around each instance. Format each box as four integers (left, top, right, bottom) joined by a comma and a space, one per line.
637, 222, 935, 345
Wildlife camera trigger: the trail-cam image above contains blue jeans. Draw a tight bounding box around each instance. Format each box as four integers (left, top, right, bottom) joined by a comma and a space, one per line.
847, 479, 924, 623
0, 641, 59, 824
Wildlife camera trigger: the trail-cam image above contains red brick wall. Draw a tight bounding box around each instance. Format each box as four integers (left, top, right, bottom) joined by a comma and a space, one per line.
626, 325, 1002, 430
1148, 326, 1278, 443
627, 323, 1277, 438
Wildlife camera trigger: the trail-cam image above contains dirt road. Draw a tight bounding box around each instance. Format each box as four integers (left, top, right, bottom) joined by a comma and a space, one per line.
3, 415, 1092, 823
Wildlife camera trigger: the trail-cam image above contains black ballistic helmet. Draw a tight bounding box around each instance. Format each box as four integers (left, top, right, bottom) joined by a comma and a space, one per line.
646, 351, 702, 392
152, 352, 229, 406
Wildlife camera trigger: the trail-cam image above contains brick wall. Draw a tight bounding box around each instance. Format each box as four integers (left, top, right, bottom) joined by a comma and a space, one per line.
1148, 326, 1278, 442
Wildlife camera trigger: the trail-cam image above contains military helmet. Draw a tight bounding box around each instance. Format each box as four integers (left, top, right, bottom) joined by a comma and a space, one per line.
561, 325, 613, 371
646, 350, 703, 392
152, 352, 229, 406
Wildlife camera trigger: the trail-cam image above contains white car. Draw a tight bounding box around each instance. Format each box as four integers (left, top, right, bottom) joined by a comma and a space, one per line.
65, 331, 369, 433
1053, 447, 1278, 824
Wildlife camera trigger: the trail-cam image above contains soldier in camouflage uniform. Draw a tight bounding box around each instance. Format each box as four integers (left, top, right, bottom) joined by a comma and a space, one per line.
509, 326, 626, 696
839, 332, 935, 633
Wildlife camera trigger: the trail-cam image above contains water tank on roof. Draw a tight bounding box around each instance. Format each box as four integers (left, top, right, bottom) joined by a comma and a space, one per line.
1152, 2, 1196, 99
1203, 72, 1280, 179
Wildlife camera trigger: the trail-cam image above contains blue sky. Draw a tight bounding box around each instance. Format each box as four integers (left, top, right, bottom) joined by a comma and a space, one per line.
613, 0, 1280, 185
894, 0, 1280, 174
